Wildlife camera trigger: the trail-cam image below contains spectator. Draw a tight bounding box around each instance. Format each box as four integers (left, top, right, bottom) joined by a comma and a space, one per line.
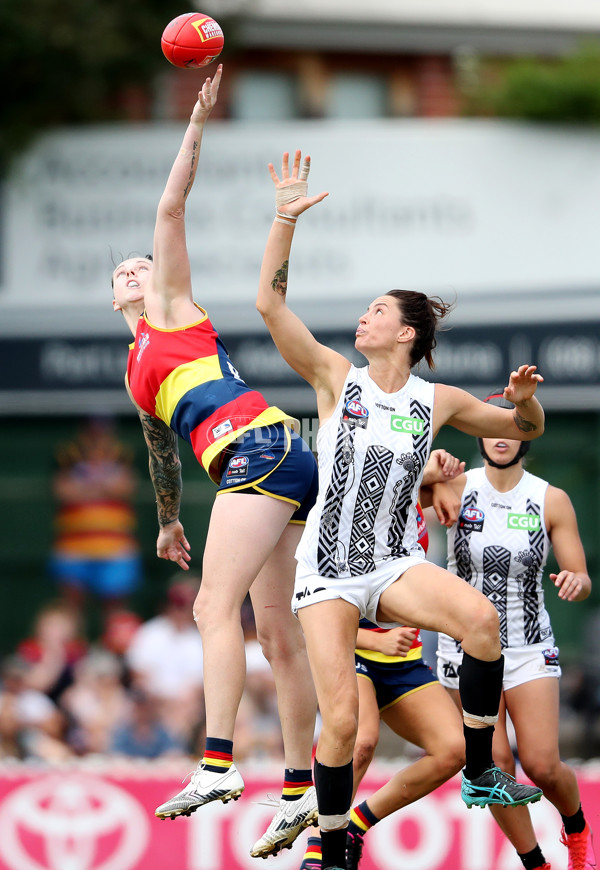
61, 648, 131, 755
49, 416, 142, 618
110, 690, 185, 760
125, 575, 204, 747
17, 601, 87, 704
0, 655, 70, 762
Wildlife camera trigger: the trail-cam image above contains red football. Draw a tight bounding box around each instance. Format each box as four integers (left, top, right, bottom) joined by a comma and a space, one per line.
161, 13, 224, 69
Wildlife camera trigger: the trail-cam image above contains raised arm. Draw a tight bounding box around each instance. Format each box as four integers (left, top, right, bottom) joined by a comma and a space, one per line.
434, 365, 545, 440
146, 65, 222, 322
257, 150, 351, 419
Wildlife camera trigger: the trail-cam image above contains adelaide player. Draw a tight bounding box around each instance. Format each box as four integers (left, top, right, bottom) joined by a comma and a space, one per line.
112, 68, 319, 857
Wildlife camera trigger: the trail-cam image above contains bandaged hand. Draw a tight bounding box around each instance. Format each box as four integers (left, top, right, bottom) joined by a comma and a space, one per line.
269, 150, 328, 223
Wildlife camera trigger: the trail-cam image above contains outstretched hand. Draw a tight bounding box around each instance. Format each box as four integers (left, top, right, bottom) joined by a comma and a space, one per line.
503, 364, 544, 405
157, 520, 191, 571
269, 150, 329, 219
191, 64, 223, 124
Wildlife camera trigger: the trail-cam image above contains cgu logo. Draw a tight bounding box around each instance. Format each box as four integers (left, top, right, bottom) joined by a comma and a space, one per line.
463, 507, 484, 523
390, 415, 425, 434
345, 400, 368, 418
508, 513, 541, 530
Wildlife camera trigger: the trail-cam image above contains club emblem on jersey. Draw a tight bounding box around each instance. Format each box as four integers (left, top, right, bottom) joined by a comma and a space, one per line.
459, 506, 485, 532
342, 399, 369, 428
136, 332, 150, 362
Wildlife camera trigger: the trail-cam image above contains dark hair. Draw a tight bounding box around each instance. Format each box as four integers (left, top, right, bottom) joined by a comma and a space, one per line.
385, 290, 453, 369
110, 253, 153, 289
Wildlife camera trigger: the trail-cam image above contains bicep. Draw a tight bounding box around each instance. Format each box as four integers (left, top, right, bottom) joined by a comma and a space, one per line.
435, 385, 527, 439
546, 488, 588, 573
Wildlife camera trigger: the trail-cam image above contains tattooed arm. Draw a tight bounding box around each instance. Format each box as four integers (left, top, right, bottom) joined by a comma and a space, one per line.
144, 66, 223, 324
434, 366, 545, 442
257, 150, 350, 417
137, 408, 191, 571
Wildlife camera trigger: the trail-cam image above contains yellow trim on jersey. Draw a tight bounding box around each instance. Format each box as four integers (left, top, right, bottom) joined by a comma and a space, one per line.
354, 645, 423, 664
202, 409, 298, 480
154, 355, 222, 424
143, 305, 208, 332
379, 679, 438, 713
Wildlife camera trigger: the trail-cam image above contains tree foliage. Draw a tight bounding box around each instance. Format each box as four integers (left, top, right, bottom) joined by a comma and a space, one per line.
462, 41, 600, 123
0, 0, 194, 172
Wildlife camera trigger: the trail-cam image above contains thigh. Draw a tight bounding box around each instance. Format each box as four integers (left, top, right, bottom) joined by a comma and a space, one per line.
200, 492, 295, 608
381, 681, 463, 752
377, 562, 492, 639
505, 677, 561, 766
299, 599, 360, 716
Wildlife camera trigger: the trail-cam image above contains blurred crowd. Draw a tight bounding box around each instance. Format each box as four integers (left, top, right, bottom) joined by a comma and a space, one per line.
0, 417, 284, 765
0, 585, 284, 764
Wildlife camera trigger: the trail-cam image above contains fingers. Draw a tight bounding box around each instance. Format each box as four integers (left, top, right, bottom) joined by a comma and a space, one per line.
268, 163, 281, 185
299, 154, 311, 181
281, 151, 290, 180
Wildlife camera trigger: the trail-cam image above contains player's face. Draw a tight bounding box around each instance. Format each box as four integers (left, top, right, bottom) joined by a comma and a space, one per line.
112, 258, 152, 310
481, 437, 522, 466
355, 296, 404, 349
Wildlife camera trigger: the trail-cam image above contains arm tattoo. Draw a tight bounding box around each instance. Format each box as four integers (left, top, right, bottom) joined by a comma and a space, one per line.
271, 260, 289, 297
513, 410, 537, 433
139, 412, 183, 526
183, 140, 199, 199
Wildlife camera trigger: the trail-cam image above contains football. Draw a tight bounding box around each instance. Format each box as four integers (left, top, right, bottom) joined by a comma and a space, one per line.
161, 13, 224, 69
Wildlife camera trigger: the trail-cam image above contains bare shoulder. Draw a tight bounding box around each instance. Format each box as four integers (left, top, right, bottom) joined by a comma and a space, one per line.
544, 484, 577, 529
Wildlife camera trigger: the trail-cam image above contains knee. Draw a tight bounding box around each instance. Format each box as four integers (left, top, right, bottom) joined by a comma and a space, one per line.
520, 755, 560, 788
322, 704, 359, 750
256, 620, 305, 666
354, 731, 378, 770
437, 737, 466, 779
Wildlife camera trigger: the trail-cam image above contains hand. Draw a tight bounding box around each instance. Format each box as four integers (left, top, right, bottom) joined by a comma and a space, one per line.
375, 627, 418, 657
432, 482, 461, 527
269, 150, 329, 218
157, 520, 191, 571
423, 449, 465, 485
503, 364, 544, 405
551, 570, 585, 602
190, 64, 223, 124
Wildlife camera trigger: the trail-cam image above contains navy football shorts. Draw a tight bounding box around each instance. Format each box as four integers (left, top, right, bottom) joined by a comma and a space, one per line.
355, 654, 438, 712
216, 422, 318, 523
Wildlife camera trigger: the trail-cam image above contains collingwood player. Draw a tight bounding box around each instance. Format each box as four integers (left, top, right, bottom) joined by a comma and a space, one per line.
257, 150, 545, 870
437, 391, 595, 870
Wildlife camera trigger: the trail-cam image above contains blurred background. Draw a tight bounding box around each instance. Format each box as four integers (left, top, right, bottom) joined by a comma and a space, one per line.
1, 1, 600, 867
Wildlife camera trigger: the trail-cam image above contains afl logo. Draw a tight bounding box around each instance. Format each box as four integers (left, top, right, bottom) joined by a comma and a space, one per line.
229, 456, 248, 469
462, 507, 484, 523
343, 400, 369, 429
459, 505, 484, 532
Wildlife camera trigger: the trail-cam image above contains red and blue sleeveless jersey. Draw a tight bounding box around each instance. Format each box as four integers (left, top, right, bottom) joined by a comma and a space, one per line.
356, 502, 429, 663
127, 307, 292, 483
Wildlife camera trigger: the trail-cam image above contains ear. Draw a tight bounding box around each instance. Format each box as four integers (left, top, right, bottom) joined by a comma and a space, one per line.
112, 298, 122, 313
397, 325, 416, 344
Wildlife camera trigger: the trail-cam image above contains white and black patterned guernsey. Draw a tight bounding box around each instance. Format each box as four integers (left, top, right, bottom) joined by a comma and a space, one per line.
295, 366, 434, 580
439, 466, 553, 657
